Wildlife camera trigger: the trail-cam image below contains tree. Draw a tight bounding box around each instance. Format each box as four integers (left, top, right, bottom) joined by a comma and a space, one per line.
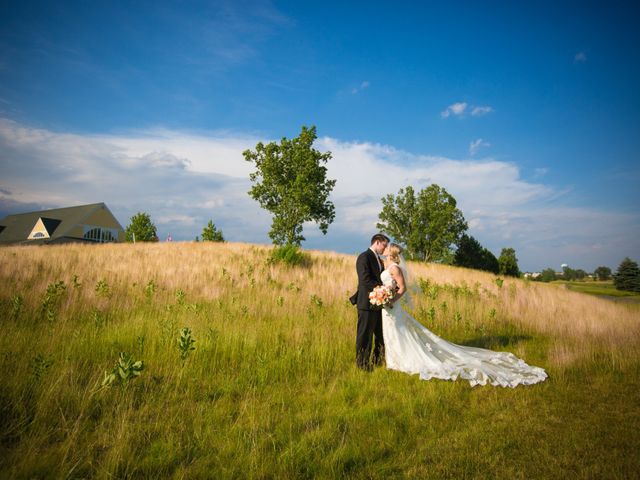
376, 184, 467, 262
613, 257, 640, 292
594, 266, 612, 281
539, 268, 557, 282
498, 247, 520, 277
243, 125, 336, 246
201, 220, 224, 242
574, 269, 587, 280
562, 266, 577, 281
125, 212, 158, 242
453, 234, 499, 273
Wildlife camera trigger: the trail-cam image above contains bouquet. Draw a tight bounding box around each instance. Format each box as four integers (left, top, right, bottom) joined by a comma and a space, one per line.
369, 285, 395, 309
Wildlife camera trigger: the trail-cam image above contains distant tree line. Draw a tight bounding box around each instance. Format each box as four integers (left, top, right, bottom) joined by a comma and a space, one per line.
125, 213, 224, 244
532, 260, 640, 293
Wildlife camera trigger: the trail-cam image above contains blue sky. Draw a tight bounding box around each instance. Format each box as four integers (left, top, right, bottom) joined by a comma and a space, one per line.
0, 1, 638, 271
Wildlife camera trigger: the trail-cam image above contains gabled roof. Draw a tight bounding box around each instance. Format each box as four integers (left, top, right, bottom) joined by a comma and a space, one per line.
0, 203, 121, 244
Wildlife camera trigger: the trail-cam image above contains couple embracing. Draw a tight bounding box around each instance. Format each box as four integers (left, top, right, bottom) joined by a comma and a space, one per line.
351, 234, 548, 388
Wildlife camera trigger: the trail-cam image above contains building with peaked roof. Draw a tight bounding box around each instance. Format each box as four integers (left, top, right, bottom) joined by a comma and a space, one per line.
0, 203, 125, 245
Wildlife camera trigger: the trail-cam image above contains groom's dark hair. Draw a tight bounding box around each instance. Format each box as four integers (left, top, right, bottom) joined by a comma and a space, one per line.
370, 233, 390, 245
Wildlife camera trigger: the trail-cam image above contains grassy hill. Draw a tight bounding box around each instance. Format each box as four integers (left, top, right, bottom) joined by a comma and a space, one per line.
1, 242, 639, 478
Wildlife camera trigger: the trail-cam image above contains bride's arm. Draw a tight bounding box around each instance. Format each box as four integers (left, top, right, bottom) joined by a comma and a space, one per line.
389, 265, 406, 303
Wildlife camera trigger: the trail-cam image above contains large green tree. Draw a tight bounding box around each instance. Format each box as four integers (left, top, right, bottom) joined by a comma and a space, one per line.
201, 220, 224, 242
125, 212, 158, 242
613, 257, 640, 292
377, 184, 467, 262
243, 126, 336, 246
453, 234, 499, 273
498, 247, 520, 277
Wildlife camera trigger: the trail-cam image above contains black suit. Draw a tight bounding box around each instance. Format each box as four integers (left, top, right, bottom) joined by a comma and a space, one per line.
352, 248, 385, 370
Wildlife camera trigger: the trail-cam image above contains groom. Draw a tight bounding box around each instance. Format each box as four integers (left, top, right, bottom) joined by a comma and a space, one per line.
350, 233, 389, 371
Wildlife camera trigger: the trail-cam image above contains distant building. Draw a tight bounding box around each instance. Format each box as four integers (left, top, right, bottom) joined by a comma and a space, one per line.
0, 203, 124, 245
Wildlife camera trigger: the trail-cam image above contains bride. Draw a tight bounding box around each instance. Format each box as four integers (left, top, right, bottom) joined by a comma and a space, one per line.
380, 243, 547, 387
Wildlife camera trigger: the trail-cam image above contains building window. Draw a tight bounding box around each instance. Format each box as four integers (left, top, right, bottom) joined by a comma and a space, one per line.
83, 227, 117, 243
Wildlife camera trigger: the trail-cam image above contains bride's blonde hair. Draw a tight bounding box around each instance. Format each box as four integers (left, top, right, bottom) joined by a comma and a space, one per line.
387, 243, 403, 264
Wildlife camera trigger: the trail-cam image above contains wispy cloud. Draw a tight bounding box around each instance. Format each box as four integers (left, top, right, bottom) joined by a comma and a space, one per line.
1, 118, 637, 270
351, 81, 370, 94
533, 167, 548, 178
469, 138, 490, 156
471, 105, 493, 116
441, 102, 493, 118
574, 51, 587, 63
441, 102, 467, 118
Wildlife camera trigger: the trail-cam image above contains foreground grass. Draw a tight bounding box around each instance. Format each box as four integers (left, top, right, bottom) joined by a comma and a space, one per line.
1, 243, 639, 478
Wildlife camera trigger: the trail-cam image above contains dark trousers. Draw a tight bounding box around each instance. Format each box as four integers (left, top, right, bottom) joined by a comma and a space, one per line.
356, 309, 384, 370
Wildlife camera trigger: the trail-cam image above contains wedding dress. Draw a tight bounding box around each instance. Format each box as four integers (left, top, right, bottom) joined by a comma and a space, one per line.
380, 267, 547, 387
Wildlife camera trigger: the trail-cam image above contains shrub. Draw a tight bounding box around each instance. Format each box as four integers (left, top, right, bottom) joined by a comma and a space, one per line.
269, 244, 310, 267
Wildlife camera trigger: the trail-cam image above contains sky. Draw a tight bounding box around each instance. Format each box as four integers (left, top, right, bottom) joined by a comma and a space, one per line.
0, 0, 638, 271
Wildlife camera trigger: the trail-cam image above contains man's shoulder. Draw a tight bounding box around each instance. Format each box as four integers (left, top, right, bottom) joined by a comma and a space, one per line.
357, 249, 373, 260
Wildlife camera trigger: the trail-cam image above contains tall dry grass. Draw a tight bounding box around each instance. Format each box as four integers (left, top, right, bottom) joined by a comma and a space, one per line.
5, 241, 636, 366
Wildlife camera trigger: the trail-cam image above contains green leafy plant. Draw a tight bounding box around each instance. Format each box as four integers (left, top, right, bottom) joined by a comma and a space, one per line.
92, 309, 107, 328
494, 278, 504, 288
178, 327, 196, 360
102, 352, 144, 387
40, 280, 66, 322
310, 294, 323, 308
137, 335, 146, 353
31, 354, 53, 381
95, 279, 112, 298
11, 294, 23, 320
175, 289, 186, 305
72, 275, 82, 289
144, 280, 157, 299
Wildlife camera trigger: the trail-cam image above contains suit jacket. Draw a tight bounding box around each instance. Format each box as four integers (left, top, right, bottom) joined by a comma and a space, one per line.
350, 248, 383, 310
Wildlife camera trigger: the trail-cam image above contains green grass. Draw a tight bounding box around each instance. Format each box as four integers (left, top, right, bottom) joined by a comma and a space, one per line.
552, 280, 640, 299
1, 244, 639, 478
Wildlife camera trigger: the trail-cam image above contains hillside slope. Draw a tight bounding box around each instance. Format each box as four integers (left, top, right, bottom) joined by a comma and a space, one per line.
1, 242, 639, 478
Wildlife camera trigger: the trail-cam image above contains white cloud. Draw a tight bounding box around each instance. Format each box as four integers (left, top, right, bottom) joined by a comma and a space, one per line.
469, 138, 491, 156
533, 167, 548, 178
471, 106, 493, 116
441, 102, 467, 118
351, 80, 370, 94
0, 117, 637, 271
574, 51, 587, 63
441, 102, 493, 118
